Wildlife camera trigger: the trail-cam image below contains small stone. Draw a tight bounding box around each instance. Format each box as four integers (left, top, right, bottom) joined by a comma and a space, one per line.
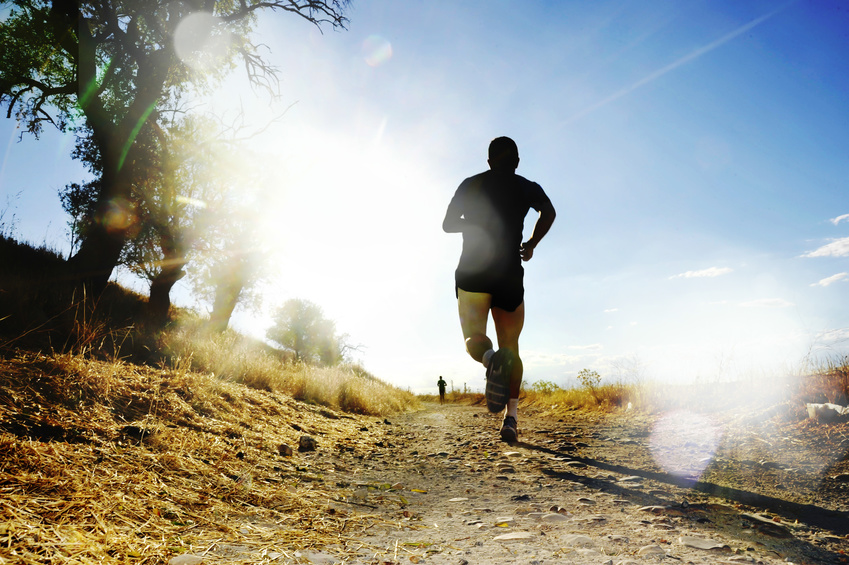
298, 436, 317, 452
586, 514, 608, 523
562, 534, 594, 547
449, 497, 469, 502
679, 536, 730, 551
278, 444, 293, 457
638, 544, 666, 556
494, 531, 534, 541
577, 497, 597, 505
541, 513, 569, 522
638, 505, 669, 514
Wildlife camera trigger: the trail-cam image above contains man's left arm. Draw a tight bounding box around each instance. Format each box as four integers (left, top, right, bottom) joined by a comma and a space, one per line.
520, 199, 556, 261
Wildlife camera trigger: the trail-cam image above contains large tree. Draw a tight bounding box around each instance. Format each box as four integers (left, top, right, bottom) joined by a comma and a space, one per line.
0, 0, 348, 296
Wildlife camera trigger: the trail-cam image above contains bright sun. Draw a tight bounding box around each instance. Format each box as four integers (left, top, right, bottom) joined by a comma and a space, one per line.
231, 121, 456, 365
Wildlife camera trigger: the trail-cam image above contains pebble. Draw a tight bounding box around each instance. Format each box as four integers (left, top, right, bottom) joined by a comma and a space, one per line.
540, 513, 569, 522
298, 436, 317, 452
679, 536, 730, 551
638, 505, 669, 514
561, 534, 594, 547
493, 531, 534, 541
637, 544, 666, 556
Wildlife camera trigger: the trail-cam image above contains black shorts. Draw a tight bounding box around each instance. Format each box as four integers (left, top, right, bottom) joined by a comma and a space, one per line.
455, 266, 524, 312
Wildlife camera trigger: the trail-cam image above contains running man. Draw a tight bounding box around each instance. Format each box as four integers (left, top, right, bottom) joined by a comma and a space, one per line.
437, 376, 447, 403
442, 136, 556, 442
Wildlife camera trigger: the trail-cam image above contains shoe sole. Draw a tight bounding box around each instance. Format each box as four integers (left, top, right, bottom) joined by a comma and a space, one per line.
500, 425, 518, 443
485, 349, 513, 413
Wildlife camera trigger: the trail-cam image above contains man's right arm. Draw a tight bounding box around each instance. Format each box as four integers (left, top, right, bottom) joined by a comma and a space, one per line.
442, 187, 465, 233
520, 199, 556, 261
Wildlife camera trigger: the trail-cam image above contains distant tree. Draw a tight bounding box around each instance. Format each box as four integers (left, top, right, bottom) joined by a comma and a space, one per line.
577, 369, 601, 402
0, 0, 350, 297
58, 179, 98, 257
266, 299, 346, 365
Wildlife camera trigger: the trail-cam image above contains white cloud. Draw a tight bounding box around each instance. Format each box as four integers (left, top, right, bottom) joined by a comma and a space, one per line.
813, 327, 849, 346
830, 214, 849, 226
670, 267, 733, 279
739, 298, 794, 308
603, 308, 619, 313
803, 237, 849, 258
811, 273, 849, 287
569, 344, 603, 351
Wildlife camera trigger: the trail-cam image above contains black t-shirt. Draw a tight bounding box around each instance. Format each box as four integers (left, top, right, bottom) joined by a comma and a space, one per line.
446, 170, 551, 278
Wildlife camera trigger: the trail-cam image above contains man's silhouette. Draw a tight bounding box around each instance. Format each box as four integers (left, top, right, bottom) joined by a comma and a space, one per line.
443, 136, 556, 442
437, 376, 447, 403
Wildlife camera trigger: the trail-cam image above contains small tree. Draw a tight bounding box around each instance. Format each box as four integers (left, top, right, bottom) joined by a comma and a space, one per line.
266, 298, 346, 366
577, 369, 601, 403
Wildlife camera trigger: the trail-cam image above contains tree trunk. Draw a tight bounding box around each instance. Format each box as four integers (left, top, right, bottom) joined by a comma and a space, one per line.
62, 1, 173, 298
147, 264, 186, 330
209, 279, 245, 333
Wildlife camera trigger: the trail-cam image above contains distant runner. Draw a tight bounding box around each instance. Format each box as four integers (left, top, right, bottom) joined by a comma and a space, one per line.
437, 376, 447, 403
443, 136, 556, 442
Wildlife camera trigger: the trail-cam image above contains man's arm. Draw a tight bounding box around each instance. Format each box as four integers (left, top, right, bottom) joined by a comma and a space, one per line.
520, 200, 556, 261
442, 192, 465, 233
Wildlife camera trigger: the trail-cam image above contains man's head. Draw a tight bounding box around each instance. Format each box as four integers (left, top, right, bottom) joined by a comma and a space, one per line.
488, 136, 520, 172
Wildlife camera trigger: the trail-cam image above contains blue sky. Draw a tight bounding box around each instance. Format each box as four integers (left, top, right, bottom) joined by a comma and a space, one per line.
2, 1, 848, 393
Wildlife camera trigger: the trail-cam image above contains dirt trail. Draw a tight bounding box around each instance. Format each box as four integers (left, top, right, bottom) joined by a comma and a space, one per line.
299, 403, 849, 565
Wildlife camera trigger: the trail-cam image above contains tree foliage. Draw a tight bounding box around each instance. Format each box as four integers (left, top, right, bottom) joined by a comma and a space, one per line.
0, 0, 350, 296
266, 299, 346, 366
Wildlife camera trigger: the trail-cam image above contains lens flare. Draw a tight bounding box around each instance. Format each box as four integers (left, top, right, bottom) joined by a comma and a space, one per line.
174, 12, 232, 73
100, 198, 137, 233
649, 410, 721, 485
362, 35, 392, 67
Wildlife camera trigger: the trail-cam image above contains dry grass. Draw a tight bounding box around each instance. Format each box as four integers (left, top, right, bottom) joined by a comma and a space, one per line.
159, 313, 418, 417
514, 357, 849, 422
0, 347, 412, 564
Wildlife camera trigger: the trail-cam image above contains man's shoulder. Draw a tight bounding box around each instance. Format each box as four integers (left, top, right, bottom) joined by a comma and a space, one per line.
460, 170, 490, 186
514, 174, 540, 188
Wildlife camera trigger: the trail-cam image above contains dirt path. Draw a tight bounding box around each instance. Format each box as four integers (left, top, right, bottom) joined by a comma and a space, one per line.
296, 403, 849, 565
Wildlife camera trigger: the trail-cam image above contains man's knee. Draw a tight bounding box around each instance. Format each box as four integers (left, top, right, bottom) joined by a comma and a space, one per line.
465, 334, 493, 363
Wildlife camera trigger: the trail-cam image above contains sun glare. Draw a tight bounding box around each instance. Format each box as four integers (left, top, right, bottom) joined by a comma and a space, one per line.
173, 12, 232, 73
226, 123, 453, 369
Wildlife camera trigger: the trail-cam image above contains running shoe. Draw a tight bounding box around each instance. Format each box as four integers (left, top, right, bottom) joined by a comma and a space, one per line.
485, 348, 513, 413
500, 415, 518, 443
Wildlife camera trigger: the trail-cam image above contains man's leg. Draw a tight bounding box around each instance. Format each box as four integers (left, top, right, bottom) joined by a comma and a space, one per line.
491, 302, 525, 398
491, 303, 525, 441
457, 288, 494, 365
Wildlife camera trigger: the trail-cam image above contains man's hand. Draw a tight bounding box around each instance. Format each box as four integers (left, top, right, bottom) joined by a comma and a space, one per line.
520, 241, 535, 261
